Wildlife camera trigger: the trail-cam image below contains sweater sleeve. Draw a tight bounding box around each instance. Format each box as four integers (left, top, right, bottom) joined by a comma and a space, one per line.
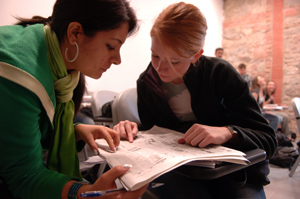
0, 77, 74, 199
210, 61, 277, 159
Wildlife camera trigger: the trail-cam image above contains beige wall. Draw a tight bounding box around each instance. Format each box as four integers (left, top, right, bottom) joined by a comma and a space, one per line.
0, 0, 224, 93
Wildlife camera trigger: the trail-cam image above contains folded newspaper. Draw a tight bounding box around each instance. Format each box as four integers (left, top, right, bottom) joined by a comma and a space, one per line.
96, 125, 248, 191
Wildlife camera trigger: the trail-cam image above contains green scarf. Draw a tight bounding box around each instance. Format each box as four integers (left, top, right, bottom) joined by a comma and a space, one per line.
44, 25, 82, 179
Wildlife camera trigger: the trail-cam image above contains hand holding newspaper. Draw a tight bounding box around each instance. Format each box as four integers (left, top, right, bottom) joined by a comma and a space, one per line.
95, 125, 248, 191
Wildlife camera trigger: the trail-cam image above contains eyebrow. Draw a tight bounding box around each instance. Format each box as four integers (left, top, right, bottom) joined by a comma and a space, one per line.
151, 49, 180, 60
112, 38, 123, 44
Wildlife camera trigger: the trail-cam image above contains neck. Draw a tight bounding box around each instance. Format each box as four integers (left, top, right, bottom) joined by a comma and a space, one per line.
171, 77, 184, 84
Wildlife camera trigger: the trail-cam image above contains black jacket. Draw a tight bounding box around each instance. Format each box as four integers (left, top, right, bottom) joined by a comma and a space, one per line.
137, 55, 277, 185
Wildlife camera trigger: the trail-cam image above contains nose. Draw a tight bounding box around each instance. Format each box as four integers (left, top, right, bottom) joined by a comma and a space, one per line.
156, 59, 169, 72
111, 52, 121, 65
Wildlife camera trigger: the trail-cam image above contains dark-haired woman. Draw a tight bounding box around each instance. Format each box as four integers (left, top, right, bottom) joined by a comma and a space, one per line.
0, 0, 147, 198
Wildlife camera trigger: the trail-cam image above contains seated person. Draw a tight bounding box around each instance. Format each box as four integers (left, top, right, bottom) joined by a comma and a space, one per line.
114, 2, 277, 199
251, 76, 282, 132
74, 103, 95, 125
265, 80, 293, 139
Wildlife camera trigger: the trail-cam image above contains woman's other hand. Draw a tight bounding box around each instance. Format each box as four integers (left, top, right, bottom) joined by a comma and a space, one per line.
113, 120, 138, 143
74, 124, 120, 153
177, 124, 233, 148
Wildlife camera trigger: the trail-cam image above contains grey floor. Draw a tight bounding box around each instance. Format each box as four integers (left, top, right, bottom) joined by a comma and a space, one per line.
264, 164, 300, 199
264, 137, 300, 199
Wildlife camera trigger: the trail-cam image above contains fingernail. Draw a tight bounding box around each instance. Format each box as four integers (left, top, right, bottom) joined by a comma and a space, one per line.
123, 164, 132, 169
93, 149, 98, 155
113, 147, 117, 152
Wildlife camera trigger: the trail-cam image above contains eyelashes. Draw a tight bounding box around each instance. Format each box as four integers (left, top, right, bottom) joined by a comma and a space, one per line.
152, 56, 179, 65
107, 44, 115, 51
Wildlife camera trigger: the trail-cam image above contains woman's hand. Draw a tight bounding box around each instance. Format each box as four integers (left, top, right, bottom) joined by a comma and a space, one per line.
66, 165, 148, 199
74, 124, 120, 153
113, 120, 138, 143
91, 165, 148, 199
177, 124, 233, 148
269, 94, 275, 102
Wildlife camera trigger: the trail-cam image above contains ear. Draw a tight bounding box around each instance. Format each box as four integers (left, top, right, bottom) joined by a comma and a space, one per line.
66, 22, 84, 45
192, 50, 204, 63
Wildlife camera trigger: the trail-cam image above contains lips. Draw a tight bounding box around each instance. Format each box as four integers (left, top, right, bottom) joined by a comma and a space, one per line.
101, 66, 110, 72
158, 73, 169, 79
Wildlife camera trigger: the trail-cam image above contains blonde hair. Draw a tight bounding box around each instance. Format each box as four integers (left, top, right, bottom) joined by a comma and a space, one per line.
150, 2, 207, 58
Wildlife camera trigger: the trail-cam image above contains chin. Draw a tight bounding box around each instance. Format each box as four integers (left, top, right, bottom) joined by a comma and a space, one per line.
95, 74, 103, 79
159, 78, 170, 83
86, 72, 103, 79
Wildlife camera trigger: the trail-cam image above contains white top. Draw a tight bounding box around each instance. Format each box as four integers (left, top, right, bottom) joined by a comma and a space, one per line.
162, 82, 197, 122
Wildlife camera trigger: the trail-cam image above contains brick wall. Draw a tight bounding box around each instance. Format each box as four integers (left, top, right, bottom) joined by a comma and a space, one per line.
222, 0, 300, 133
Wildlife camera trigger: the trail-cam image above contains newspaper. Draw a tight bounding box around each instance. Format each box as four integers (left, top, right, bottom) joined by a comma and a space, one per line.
96, 125, 248, 191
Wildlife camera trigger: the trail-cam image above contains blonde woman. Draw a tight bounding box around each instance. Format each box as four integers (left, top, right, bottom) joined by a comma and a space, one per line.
114, 2, 276, 199
251, 76, 282, 132
265, 80, 293, 139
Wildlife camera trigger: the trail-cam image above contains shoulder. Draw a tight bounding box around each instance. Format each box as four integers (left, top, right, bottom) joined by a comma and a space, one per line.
0, 24, 55, 106
0, 24, 48, 76
197, 55, 233, 67
192, 55, 237, 76
188, 55, 243, 85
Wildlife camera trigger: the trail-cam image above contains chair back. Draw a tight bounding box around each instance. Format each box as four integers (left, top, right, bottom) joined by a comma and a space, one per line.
292, 97, 300, 132
91, 90, 118, 118
289, 97, 300, 177
112, 88, 140, 125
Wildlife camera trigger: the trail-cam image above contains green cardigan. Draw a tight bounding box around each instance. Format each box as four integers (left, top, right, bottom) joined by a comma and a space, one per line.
0, 24, 74, 199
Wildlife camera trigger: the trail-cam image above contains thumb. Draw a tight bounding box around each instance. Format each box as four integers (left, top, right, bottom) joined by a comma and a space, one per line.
94, 164, 132, 191
102, 164, 132, 180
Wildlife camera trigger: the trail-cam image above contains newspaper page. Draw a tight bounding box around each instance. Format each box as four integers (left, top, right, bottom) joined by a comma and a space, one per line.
96, 125, 248, 191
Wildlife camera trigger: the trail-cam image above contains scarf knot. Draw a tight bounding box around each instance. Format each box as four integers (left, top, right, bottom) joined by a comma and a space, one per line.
54, 70, 80, 103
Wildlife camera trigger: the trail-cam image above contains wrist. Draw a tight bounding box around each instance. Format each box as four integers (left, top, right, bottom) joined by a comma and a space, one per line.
74, 123, 84, 141
226, 126, 240, 144
68, 181, 91, 199
226, 126, 238, 137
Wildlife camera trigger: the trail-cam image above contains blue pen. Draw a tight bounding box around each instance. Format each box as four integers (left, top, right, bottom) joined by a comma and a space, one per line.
80, 182, 164, 198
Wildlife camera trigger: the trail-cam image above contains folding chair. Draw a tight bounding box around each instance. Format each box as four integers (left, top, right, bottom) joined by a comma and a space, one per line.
91, 90, 117, 127
111, 88, 140, 126
289, 97, 300, 177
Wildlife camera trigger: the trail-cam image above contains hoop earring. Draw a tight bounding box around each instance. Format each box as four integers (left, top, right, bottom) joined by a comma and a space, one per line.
65, 42, 79, 62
